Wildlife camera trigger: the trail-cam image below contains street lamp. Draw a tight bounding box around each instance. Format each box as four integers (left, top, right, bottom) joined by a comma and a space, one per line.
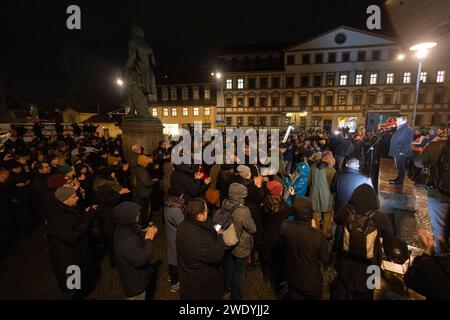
116, 78, 124, 98
408, 41, 437, 128
212, 71, 224, 128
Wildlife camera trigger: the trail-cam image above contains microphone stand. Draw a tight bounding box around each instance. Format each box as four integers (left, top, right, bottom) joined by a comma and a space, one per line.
366, 129, 389, 192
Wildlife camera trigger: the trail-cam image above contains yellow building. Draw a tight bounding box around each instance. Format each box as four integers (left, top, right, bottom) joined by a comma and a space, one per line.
150, 69, 218, 136
62, 107, 97, 124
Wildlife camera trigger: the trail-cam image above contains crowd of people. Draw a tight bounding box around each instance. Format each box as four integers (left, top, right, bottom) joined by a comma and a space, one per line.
0, 119, 449, 300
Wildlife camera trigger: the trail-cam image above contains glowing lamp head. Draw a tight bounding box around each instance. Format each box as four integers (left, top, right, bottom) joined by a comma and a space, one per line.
409, 42, 437, 59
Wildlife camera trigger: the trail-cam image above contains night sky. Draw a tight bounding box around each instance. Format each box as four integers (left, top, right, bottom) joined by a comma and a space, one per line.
0, 0, 393, 111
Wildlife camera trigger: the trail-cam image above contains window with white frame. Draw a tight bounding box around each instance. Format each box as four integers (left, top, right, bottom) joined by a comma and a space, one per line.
355, 73, 363, 85
193, 87, 200, 100
420, 71, 427, 83
162, 88, 169, 101
386, 73, 394, 84
193, 107, 200, 116
171, 108, 177, 117
436, 70, 445, 83
226, 79, 233, 89
152, 108, 158, 117
339, 74, 348, 86
182, 87, 189, 100
204, 107, 210, 116
170, 87, 177, 100
403, 72, 411, 84
369, 73, 378, 85
163, 108, 169, 117
204, 87, 210, 99
182, 107, 188, 116
237, 78, 244, 89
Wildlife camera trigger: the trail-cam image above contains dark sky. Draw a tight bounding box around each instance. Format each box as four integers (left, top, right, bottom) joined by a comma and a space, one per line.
0, 0, 393, 110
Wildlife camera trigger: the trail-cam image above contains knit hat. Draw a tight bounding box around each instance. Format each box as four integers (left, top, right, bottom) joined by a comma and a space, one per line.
113, 201, 142, 227
293, 196, 313, 221
237, 165, 251, 179
55, 186, 76, 203
56, 165, 73, 175
47, 174, 67, 189
266, 180, 283, 197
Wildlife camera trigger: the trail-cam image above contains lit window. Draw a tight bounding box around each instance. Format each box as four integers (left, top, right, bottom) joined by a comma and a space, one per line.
436, 70, 445, 83
369, 73, 378, 85
204, 107, 210, 116
193, 107, 200, 116
386, 73, 394, 84
182, 108, 188, 116
339, 74, 348, 86
152, 108, 158, 117
355, 73, 363, 85
338, 95, 346, 105
420, 71, 427, 83
226, 79, 233, 89
403, 72, 411, 84
354, 95, 361, 105
193, 87, 200, 100
204, 88, 210, 99
237, 78, 244, 89
171, 108, 177, 117
182, 87, 189, 100
163, 108, 169, 117
162, 88, 169, 101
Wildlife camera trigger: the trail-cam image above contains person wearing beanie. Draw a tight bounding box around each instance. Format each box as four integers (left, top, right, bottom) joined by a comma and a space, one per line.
261, 180, 290, 293
236, 165, 251, 181
280, 196, 329, 300
113, 201, 158, 300
221, 183, 256, 300
46, 186, 97, 300
164, 185, 185, 293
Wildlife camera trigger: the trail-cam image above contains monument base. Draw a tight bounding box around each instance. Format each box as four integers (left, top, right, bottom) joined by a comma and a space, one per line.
121, 117, 164, 159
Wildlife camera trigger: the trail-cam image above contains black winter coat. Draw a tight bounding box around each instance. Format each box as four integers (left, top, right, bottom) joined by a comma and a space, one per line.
246, 183, 265, 246
170, 164, 208, 204
45, 201, 94, 290
114, 208, 154, 297
176, 215, 225, 300
280, 219, 328, 293
331, 169, 373, 212
0, 181, 12, 227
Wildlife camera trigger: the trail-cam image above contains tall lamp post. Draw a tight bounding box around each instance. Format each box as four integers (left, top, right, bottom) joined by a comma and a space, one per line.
211, 72, 223, 129
403, 42, 437, 128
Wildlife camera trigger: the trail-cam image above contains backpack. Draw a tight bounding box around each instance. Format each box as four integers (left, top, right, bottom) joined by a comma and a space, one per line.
436, 139, 450, 196
212, 203, 241, 247
342, 206, 378, 260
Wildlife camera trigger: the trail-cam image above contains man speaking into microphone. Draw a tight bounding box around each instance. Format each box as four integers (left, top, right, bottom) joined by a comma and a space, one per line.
389, 116, 413, 185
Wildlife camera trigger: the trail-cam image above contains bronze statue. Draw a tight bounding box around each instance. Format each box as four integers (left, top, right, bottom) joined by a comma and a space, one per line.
125, 26, 156, 119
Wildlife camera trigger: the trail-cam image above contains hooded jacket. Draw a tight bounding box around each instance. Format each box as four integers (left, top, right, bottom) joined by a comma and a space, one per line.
222, 183, 257, 258
113, 202, 153, 297
332, 184, 394, 298
285, 162, 311, 205
164, 196, 185, 266
46, 200, 94, 291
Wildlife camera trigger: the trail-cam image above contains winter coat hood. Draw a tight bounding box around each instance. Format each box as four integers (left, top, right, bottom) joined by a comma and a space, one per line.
348, 183, 379, 214
113, 201, 141, 227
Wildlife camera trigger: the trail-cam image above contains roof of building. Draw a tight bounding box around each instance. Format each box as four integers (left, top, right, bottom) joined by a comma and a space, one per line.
219, 41, 296, 56
156, 67, 215, 86
83, 113, 120, 124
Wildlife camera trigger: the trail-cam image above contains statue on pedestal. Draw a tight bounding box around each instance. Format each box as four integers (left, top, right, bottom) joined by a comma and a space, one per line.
125, 26, 156, 119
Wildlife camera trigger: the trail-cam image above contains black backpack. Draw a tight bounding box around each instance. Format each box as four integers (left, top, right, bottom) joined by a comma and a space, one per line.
436, 139, 450, 196
342, 206, 378, 260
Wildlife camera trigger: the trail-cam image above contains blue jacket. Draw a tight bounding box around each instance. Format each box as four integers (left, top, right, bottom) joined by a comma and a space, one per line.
284, 162, 311, 206
389, 124, 413, 158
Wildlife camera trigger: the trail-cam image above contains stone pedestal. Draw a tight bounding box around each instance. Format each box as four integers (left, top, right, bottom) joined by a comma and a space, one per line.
121, 117, 164, 159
